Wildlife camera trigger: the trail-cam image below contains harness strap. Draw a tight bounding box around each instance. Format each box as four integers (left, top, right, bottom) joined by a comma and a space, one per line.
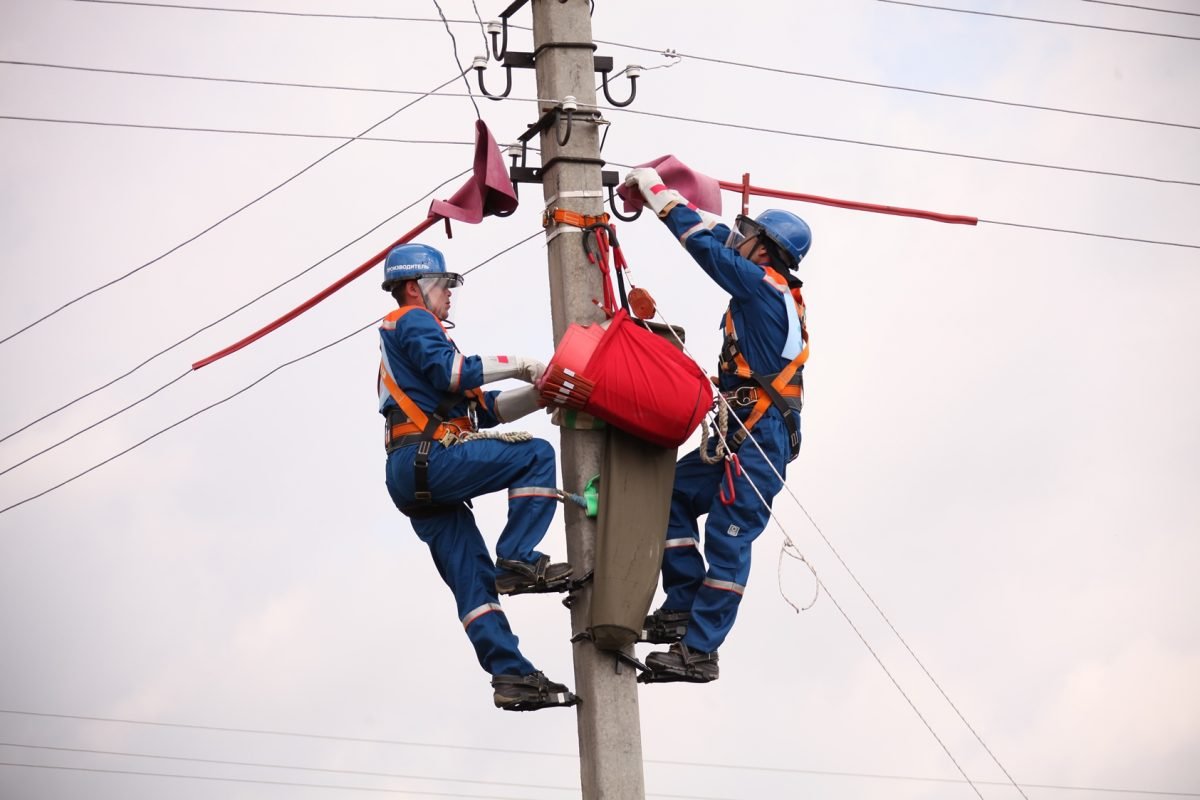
719, 270, 808, 460
379, 306, 484, 513
543, 208, 610, 229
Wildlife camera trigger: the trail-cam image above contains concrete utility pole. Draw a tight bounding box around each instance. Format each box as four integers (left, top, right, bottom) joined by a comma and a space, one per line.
529, 1, 646, 797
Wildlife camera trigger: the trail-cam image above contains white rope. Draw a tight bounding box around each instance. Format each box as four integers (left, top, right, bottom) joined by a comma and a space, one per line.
645, 304, 820, 613
647, 297, 987, 800
438, 428, 533, 447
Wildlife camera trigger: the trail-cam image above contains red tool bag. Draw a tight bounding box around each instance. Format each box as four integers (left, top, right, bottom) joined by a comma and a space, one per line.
539, 309, 713, 448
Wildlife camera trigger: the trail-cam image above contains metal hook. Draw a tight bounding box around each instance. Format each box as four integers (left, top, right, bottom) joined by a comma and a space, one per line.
556, 97, 577, 147
607, 185, 642, 222
473, 56, 512, 100
492, 144, 524, 218
486, 19, 507, 61
600, 65, 640, 108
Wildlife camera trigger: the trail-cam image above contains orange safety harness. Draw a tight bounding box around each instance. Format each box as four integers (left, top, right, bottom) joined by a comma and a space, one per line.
378, 305, 486, 510
718, 268, 808, 460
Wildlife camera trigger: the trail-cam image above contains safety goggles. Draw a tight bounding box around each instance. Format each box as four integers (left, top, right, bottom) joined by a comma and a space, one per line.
724, 215, 762, 250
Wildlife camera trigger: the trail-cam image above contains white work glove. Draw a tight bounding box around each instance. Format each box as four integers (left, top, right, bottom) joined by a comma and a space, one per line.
624, 167, 684, 218
495, 384, 543, 422
480, 355, 546, 384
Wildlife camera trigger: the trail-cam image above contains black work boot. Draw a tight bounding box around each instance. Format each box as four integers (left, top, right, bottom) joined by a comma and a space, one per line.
639, 642, 720, 684
640, 607, 690, 644
491, 671, 579, 711
495, 554, 573, 595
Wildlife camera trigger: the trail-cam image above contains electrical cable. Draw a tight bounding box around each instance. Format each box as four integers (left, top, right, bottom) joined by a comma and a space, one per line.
0, 742, 584, 796
609, 105, 1200, 188
589, 46, 1200, 132
0, 115, 475, 145
70, 0, 476, 24
644, 309, 988, 799
876, 0, 1200, 41
0, 170, 468, 450
606, 156, 1200, 250
35, 4, 1200, 130
2, 711, 1194, 795
0, 761, 547, 800
431, 0, 481, 120
7, 107, 1193, 190
0, 320, 376, 517
0, 231, 542, 516
0, 70, 466, 347
1080, 0, 1200, 15
8, 44, 1196, 134
976, 217, 1199, 249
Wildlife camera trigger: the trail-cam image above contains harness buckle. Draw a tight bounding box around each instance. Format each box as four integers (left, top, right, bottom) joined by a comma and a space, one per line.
723, 386, 758, 407
414, 490, 432, 502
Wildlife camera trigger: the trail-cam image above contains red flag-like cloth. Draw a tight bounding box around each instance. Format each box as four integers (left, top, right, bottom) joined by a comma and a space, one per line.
615, 154, 723, 216
429, 119, 518, 222
192, 121, 518, 370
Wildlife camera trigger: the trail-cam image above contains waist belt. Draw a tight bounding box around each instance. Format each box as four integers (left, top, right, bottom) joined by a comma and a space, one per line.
385, 409, 473, 454
721, 381, 802, 461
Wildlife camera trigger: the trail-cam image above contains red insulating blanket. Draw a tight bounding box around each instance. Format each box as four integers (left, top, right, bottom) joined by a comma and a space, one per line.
578, 310, 713, 448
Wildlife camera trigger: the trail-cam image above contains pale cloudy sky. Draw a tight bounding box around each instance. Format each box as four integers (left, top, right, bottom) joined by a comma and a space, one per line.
1, 1, 1198, 799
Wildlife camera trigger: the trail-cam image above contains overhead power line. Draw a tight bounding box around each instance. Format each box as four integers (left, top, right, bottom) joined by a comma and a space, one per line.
0, 232, 542, 516
0, 115, 475, 147
588, 48, 1200, 132
0, 169, 470, 457
2, 712, 1196, 796
9, 47, 1195, 133
70, 0, 466, 23
0, 761, 547, 800
0, 742, 584, 797
976, 218, 1199, 249
5, 109, 1195, 190
0, 70, 464, 347
1081, 0, 1200, 16
611, 106, 1200, 188
876, 0, 1200, 41
7, 113, 1196, 252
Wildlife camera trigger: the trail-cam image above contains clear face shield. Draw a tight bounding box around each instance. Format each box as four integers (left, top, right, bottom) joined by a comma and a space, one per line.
416, 273, 464, 294
724, 215, 763, 250
416, 273, 464, 323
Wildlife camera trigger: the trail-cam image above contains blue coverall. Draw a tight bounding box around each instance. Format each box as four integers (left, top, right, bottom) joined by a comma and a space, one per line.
379, 306, 559, 677
657, 205, 805, 655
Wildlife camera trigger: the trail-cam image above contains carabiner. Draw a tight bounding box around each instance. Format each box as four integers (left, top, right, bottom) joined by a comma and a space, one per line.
719, 454, 742, 505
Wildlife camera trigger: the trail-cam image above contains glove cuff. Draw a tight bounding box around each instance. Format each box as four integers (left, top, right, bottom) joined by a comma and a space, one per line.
495, 385, 543, 422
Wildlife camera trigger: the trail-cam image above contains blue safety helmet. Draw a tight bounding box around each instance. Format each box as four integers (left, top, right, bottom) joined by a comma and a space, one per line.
381, 243, 464, 292
726, 209, 812, 270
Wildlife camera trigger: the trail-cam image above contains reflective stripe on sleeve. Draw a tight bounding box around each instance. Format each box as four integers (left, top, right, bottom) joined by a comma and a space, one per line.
702, 577, 745, 595
509, 486, 559, 500
448, 353, 465, 392
462, 603, 503, 628
665, 537, 697, 549
679, 219, 716, 244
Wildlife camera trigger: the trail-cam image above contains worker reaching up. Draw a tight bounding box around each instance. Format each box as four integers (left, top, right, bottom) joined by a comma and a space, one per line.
377, 243, 577, 711
624, 168, 812, 684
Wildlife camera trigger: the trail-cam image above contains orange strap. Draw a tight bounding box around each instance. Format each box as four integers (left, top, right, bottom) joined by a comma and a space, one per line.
725, 269, 809, 433
379, 305, 482, 445
542, 208, 610, 229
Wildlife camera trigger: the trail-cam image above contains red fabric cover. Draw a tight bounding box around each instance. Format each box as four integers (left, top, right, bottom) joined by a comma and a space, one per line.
615, 154, 723, 217
429, 120, 518, 222
580, 310, 713, 448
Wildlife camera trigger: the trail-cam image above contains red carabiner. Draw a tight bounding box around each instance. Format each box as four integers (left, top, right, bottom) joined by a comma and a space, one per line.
719, 454, 742, 505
